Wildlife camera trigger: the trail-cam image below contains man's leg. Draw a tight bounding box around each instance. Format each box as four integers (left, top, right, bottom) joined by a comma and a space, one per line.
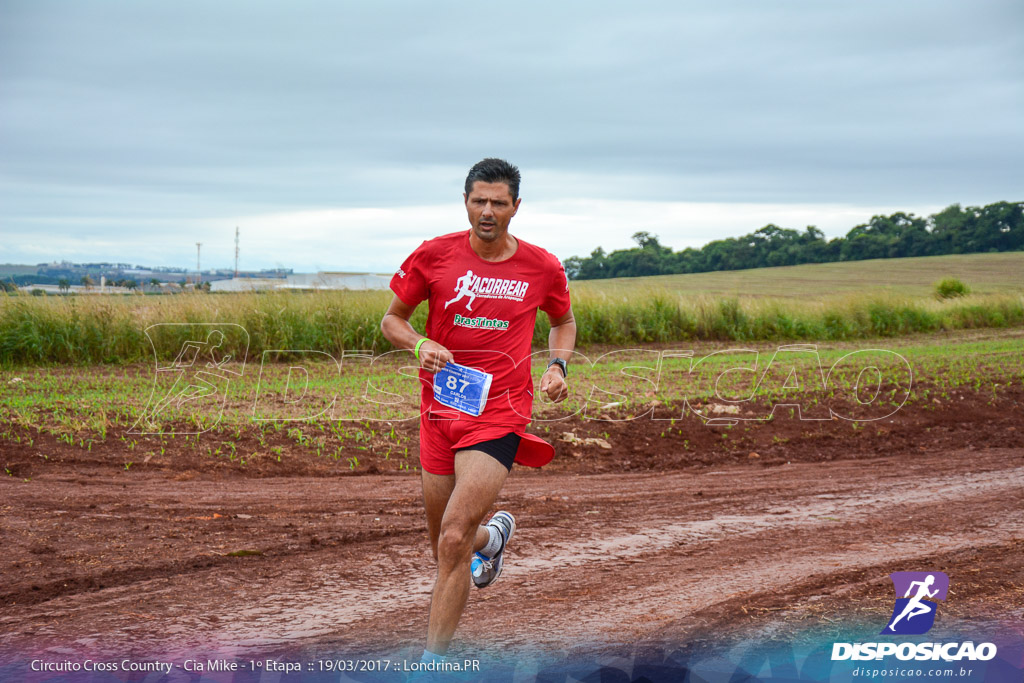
424, 449, 509, 655
421, 468, 456, 562
420, 469, 492, 563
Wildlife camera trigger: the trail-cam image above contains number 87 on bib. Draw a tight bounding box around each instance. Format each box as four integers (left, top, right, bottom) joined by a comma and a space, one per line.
432, 362, 494, 417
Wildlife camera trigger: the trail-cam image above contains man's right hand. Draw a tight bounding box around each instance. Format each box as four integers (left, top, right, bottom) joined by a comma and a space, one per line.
417, 339, 453, 374
381, 297, 454, 373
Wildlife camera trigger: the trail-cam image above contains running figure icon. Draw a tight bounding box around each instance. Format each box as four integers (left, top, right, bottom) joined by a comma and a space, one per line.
886, 574, 939, 632
444, 269, 477, 311
151, 329, 232, 415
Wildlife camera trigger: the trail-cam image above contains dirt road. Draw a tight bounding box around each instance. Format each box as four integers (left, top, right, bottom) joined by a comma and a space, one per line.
2, 444, 1021, 668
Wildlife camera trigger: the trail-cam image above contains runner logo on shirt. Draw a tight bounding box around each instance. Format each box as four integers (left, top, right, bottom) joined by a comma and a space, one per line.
443, 269, 530, 312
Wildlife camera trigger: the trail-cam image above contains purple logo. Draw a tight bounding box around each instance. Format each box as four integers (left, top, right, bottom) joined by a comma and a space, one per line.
882, 572, 949, 635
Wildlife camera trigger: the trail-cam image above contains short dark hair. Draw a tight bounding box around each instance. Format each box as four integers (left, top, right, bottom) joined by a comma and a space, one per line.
465, 158, 521, 202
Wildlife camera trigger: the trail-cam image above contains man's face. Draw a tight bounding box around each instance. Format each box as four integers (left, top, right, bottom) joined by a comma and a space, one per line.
464, 181, 521, 243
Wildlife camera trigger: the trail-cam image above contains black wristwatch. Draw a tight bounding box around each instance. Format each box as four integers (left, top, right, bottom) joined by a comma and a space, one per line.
546, 358, 568, 377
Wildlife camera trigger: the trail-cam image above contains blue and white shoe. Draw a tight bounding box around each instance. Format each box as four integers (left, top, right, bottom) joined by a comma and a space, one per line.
471, 511, 515, 588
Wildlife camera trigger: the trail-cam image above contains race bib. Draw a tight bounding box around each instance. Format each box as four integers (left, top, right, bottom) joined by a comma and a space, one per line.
433, 362, 493, 417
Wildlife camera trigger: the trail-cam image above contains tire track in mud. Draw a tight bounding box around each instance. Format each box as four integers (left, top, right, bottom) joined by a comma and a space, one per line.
2, 449, 1019, 659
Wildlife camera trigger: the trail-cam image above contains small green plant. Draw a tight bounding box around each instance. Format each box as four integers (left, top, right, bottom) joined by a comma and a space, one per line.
935, 278, 969, 299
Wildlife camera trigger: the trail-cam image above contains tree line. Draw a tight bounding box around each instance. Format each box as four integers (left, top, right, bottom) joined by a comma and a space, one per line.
563, 201, 1023, 280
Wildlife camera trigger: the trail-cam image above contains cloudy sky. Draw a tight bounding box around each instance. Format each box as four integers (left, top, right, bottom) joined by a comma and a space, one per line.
1, 1, 1021, 273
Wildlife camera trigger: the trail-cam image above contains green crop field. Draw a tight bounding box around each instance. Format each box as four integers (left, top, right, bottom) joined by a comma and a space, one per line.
2, 327, 1021, 476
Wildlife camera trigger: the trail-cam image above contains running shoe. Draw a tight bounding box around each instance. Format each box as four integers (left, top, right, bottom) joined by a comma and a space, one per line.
471, 510, 515, 588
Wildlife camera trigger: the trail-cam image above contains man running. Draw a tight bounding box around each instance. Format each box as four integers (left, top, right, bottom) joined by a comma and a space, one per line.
381, 158, 576, 664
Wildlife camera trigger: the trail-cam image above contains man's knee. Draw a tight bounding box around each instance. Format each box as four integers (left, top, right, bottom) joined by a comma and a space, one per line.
437, 520, 476, 566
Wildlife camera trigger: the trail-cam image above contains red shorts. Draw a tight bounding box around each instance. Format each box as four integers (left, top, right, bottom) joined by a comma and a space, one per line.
418, 410, 555, 476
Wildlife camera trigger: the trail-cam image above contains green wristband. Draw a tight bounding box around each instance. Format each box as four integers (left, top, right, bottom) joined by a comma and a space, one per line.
413, 337, 428, 360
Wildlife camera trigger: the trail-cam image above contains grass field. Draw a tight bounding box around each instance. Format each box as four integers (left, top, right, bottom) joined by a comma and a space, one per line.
571, 251, 1024, 299
1, 252, 1022, 366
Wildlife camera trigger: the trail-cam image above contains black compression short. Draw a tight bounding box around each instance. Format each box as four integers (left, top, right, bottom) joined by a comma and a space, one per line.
466, 432, 521, 471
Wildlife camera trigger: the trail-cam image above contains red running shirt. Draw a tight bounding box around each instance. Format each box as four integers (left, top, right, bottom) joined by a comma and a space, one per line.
390, 230, 571, 427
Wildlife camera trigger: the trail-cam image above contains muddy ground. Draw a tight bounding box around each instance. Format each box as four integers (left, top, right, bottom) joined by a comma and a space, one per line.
0, 364, 1022, 676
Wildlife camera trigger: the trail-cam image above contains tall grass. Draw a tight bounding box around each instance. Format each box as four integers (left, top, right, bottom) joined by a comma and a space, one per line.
0, 290, 417, 366
541, 288, 1024, 345
2, 288, 1022, 367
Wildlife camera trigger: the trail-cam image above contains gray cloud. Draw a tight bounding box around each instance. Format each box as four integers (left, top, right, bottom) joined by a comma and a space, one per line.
1, 0, 1021, 269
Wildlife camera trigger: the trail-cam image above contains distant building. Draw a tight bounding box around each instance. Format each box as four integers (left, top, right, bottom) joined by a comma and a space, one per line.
211, 272, 391, 292
209, 278, 284, 292
280, 272, 392, 290
17, 284, 135, 295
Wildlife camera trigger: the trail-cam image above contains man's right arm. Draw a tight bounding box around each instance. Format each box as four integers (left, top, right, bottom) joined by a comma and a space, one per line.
380, 295, 453, 373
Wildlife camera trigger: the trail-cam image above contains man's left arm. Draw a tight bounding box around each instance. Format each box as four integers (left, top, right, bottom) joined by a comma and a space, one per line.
539, 307, 576, 402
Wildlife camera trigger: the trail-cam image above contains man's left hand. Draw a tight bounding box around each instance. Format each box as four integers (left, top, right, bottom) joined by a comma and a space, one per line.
539, 366, 568, 403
